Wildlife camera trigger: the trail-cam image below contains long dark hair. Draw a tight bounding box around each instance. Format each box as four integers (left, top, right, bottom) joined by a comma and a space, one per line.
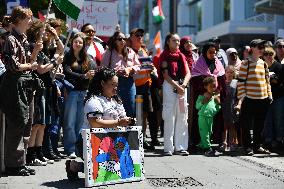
107, 31, 128, 61
85, 67, 122, 104
164, 32, 178, 50
69, 33, 89, 71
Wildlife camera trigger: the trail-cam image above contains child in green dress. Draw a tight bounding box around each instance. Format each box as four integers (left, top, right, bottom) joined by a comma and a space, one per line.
196, 76, 221, 156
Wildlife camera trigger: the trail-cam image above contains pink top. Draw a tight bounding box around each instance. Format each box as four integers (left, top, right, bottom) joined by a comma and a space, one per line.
101, 47, 140, 72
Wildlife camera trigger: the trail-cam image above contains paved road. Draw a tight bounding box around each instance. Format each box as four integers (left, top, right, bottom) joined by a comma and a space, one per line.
1, 144, 284, 189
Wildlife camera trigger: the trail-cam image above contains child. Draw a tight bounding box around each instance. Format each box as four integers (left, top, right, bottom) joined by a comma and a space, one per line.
220, 65, 238, 152
196, 76, 221, 156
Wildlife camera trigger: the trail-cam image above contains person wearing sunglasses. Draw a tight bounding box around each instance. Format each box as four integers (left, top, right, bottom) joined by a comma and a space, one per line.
262, 47, 284, 151
129, 28, 162, 150
236, 39, 272, 155
101, 31, 140, 119
274, 38, 284, 64
81, 23, 105, 66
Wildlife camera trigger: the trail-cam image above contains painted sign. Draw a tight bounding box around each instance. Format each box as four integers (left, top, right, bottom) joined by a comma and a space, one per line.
67, 0, 118, 37
6, 0, 28, 14
82, 126, 145, 187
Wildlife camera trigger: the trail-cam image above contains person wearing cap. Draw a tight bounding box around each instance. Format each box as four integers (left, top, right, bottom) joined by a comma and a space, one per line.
129, 28, 161, 150
226, 48, 241, 76
209, 37, 228, 68
81, 23, 105, 66
274, 38, 284, 64
236, 39, 272, 155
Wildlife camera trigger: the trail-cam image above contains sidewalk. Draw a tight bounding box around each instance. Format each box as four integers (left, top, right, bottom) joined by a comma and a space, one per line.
1, 143, 284, 189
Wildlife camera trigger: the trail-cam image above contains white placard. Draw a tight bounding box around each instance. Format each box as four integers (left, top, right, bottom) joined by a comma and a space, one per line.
67, 1, 118, 37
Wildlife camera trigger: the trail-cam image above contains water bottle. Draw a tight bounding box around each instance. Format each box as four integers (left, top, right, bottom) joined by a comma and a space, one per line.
178, 94, 185, 113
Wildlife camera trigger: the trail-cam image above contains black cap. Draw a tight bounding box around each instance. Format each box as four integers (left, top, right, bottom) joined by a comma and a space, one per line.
249, 39, 267, 47
0, 28, 8, 37
130, 28, 145, 36
209, 37, 221, 43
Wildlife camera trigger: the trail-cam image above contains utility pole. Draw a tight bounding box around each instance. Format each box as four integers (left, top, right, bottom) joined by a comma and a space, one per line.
170, 0, 177, 33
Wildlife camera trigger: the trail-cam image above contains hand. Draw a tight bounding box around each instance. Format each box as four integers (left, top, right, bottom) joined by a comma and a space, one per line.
85, 70, 95, 79
33, 41, 43, 53
124, 67, 133, 77
57, 55, 64, 65
204, 92, 212, 100
234, 104, 241, 112
48, 26, 59, 38
118, 117, 131, 126
176, 85, 185, 95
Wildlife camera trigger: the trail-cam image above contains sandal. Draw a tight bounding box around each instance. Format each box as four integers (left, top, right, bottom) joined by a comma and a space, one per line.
65, 160, 79, 181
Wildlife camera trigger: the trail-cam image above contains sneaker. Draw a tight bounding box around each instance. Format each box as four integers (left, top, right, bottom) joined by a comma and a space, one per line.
204, 149, 216, 157
24, 166, 36, 175
219, 143, 227, 152
45, 153, 61, 162
29, 158, 47, 166
65, 160, 79, 181
151, 140, 162, 146
143, 141, 155, 150
254, 147, 270, 154
173, 150, 189, 156
42, 157, 54, 164
55, 152, 67, 159
164, 151, 173, 156
68, 152, 77, 159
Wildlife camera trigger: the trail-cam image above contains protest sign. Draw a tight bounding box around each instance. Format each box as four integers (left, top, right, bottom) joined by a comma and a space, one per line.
82, 126, 145, 187
67, 1, 118, 37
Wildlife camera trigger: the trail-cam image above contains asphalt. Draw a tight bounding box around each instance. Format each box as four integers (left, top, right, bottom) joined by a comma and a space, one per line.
1, 141, 284, 189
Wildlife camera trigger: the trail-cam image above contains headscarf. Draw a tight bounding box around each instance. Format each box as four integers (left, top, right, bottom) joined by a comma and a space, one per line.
180, 36, 194, 70
226, 48, 241, 71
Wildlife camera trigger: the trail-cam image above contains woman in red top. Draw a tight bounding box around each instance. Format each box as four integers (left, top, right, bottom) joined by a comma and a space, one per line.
159, 33, 191, 156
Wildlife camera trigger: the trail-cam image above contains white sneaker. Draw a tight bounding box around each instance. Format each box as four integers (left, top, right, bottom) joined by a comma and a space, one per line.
68, 152, 77, 159
30, 158, 47, 166
43, 157, 54, 164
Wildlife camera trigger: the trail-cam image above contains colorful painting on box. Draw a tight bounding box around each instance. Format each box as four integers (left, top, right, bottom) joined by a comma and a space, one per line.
82, 126, 144, 187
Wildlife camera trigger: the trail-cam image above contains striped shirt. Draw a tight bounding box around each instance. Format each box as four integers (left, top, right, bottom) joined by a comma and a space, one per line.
2, 29, 31, 73
237, 56, 272, 99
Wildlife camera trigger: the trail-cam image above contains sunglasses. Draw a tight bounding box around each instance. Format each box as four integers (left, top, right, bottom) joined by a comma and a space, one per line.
257, 46, 265, 50
277, 45, 284, 49
135, 34, 143, 38
116, 37, 127, 41
263, 52, 274, 56
84, 29, 95, 34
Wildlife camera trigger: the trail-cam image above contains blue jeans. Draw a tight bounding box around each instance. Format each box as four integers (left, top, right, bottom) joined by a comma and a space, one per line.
118, 76, 136, 117
263, 96, 284, 142
63, 90, 86, 154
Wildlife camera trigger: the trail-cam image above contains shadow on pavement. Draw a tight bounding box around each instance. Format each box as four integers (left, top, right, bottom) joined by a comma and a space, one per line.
41, 178, 85, 189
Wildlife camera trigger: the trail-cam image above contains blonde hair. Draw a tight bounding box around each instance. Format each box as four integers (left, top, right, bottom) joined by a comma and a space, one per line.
264, 47, 276, 57
10, 6, 33, 25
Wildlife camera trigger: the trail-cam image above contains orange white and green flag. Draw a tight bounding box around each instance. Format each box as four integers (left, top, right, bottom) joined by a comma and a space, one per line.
53, 0, 84, 20
152, 0, 165, 24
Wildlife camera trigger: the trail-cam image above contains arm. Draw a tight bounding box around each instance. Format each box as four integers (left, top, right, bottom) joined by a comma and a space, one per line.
195, 95, 204, 110
161, 61, 183, 91
237, 61, 248, 99
88, 117, 130, 128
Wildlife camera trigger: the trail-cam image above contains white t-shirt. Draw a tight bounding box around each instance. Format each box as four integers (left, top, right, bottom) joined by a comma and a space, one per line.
81, 95, 127, 130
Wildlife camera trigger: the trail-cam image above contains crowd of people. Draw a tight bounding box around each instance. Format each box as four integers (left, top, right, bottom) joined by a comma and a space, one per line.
0, 6, 284, 179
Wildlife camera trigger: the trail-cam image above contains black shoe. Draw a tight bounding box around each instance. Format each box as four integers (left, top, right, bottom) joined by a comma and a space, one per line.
55, 152, 67, 159
143, 141, 155, 150
253, 147, 270, 154
65, 160, 79, 181
6, 167, 30, 176
244, 148, 254, 156
151, 140, 162, 146
45, 153, 61, 162
24, 166, 36, 175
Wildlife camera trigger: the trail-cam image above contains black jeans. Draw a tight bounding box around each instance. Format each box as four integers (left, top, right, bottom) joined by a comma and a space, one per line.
240, 97, 270, 150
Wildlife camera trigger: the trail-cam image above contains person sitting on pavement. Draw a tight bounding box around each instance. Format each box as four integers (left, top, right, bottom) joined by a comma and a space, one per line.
65, 67, 133, 181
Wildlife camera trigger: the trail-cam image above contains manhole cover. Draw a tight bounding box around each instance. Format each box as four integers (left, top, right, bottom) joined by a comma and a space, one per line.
147, 177, 203, 187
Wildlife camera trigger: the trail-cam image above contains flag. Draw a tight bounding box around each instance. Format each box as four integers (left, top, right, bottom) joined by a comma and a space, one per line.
53, 0, 84, 20
153, 30, 162, 55
38, 11, 46, 21
152, 0, 165, 24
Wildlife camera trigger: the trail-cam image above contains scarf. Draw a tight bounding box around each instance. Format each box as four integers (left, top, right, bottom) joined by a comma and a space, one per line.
180, 36, 194, 70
